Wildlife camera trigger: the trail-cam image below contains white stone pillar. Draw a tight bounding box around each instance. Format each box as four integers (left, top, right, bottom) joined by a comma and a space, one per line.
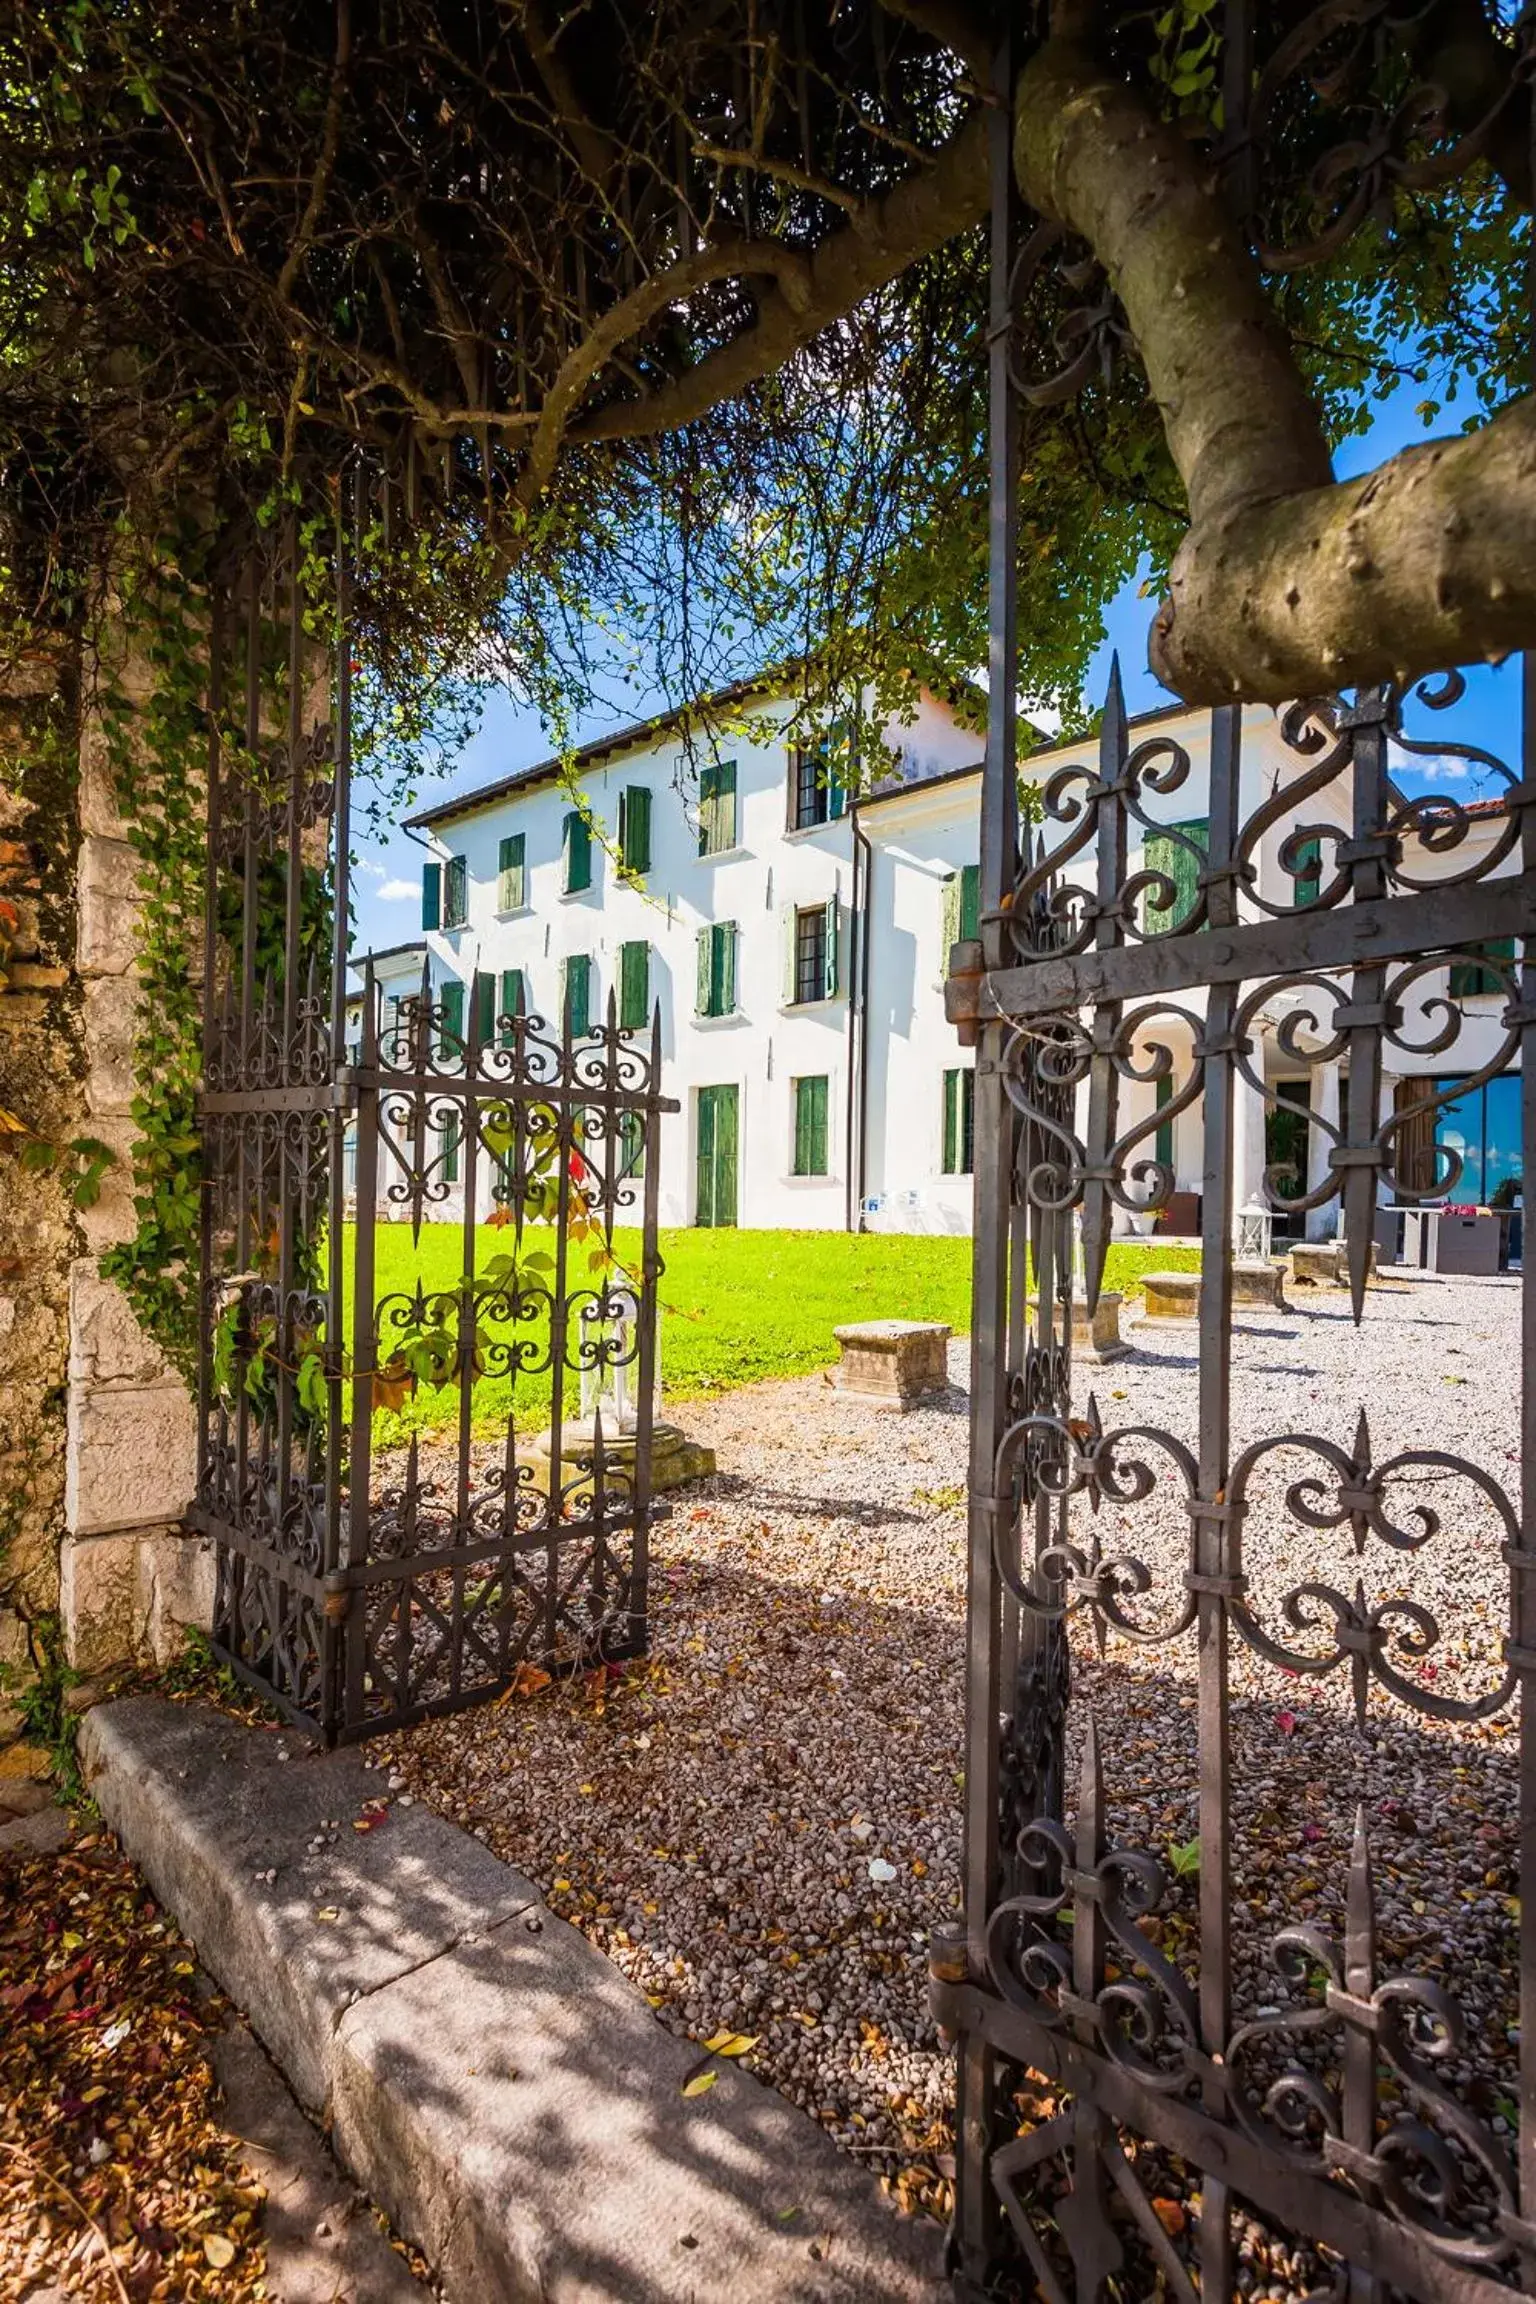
1231, 1054, 1269, 1234
1305, 1061, 1342, 1241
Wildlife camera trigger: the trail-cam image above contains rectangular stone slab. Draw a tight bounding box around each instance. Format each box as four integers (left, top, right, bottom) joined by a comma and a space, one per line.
80, 1697, 538, 2110
80, 1697, 946, 2302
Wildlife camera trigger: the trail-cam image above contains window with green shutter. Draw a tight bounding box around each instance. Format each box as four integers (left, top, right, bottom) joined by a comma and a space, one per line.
618, 787, 652, 876
498, 968, 524, 1045
1291, 832, 1322, 907
563, 952, 592, 1037
792, 1076, 830, 1176
438, 977, 464, 1060
1142, 818, 1208, 934
941, 1068, 975, 1175
421, 861, 441, 930
698, 760, 738, 856
789, 730, 850, 829
443, 854, 468, 928
941, 864, 980, 966
563, 810, 593, 894
696, 922, 737, 1017
474, 970, 496, 1045
1155, 1068, 1174, 1174
1450, 938, 1516, 998
440, 1112, 460, 1185
618, 939, 650, 1031
497, 833, 526, 911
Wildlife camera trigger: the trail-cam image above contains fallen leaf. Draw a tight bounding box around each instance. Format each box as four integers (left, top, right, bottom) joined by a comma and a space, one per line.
203, 2232, 237, 2268
681, 2068, 718, 2098
1151, 2198, 1186, 2238
702, 2031, 758, 2057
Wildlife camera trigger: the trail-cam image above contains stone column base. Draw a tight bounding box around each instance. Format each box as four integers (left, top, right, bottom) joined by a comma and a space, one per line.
59, 1525, 215, 1673
522, 1420, 716, 1496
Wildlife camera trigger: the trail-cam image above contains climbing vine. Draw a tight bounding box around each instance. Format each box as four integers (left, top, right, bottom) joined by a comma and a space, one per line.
94, 526, 216, 1375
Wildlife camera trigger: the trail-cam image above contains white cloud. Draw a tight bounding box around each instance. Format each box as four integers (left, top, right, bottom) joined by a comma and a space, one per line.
377, 876, 419, 901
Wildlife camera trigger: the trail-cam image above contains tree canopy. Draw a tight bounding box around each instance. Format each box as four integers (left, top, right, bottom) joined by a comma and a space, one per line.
0, 0, 1529, 724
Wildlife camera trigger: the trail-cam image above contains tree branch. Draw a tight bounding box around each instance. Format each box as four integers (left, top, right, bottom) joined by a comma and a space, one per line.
1014, 35, 1536, 703
570, 106, 988, 447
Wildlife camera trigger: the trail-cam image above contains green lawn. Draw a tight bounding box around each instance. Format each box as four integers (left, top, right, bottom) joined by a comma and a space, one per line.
352, 1225, 1199, 1442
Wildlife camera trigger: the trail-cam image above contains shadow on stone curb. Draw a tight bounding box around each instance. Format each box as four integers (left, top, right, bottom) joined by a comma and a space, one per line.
80, 1696, 947, 2303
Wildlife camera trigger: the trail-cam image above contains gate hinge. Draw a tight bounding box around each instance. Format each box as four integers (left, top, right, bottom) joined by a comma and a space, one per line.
944, 939, 984, 1048
322, 1572, 353, 1624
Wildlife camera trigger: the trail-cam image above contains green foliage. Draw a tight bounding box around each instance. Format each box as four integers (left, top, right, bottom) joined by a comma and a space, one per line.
14, 1613, 85, 1807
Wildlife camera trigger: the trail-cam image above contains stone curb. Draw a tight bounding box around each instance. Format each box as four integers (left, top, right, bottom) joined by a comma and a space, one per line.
81, 1698, 948, 2303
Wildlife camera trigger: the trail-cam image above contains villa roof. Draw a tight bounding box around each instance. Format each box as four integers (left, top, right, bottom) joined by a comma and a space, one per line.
403, 665, 991, 834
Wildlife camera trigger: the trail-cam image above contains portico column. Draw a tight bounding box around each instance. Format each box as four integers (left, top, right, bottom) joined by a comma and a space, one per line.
1305, 1060, 1342, 1240
1231, 1052, 1269, 1240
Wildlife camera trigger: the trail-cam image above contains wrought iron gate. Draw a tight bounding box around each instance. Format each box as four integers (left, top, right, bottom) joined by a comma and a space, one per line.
934, 35, 1536, 2304
191, 508, 671, 1743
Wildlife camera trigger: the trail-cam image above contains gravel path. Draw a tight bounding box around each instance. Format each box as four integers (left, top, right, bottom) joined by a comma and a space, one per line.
377, 1266, 1523, 2250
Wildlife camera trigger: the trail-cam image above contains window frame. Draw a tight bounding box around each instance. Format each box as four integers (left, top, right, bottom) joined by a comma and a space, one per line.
941, 1066, 975, 1176
443, 853, 469, 929
697, 759, 738, 858
497, 832, 527, 912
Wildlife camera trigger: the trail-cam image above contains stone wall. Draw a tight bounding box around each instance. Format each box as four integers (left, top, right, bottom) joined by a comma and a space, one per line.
0, 623, 207, 1709
0, 648, 87, 1719
64, 638, 204, 1670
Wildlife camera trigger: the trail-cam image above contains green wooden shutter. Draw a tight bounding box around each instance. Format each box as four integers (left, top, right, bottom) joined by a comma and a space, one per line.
474, 970, 496, 1044
960, 863, 981, 944
619, 939, 649, 1030
696, 926, 712, 1015
1144, 818, 1208, 933
1450, 938, 1516, 997
723, 924, 737, 1015
438, 977, 464, 1059
942, 1068, 958, 1173
499, 968, 523, 1044
421, 861, 441, 930
441, 1112, 460, 1184
941, 875, 961, 971
563, 953, 591, 1037
498, 833, 525, 910
707, 921, 735, 1017
620, 787, 652, 875
699, 760, 737, 855
716, 1084, 738, 1224
822, 898, 839, 998
794, 1076, 829, 1175
444, 854, 468, 927
960, 1070, 974, 1173
563, 810, 592, 893
1293, 833, 1321, 907
1155, 1067, 1174, 1172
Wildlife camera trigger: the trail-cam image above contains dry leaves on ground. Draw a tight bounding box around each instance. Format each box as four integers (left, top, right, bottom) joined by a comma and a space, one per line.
0, 1836, 267, 2303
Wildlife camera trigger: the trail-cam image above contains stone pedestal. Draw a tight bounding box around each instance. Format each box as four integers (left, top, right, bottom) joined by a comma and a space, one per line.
1289, 1240, 1378, 1290
1027, 1293, 1129, 1362
1231, 1258, 1288, 1310
832, 1320, 951, 1408
1139, 1270, 1201, 1324
523, 1419, 715, 1497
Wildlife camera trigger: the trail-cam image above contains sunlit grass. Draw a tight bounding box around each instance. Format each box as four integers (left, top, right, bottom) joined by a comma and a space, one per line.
342, 1225, 1200, 1442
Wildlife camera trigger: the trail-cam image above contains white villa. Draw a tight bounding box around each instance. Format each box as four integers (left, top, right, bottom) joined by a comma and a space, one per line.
346, 677, 1519, 1236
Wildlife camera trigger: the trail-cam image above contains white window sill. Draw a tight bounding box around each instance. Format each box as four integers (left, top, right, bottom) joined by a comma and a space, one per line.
695, 845, 747, 865
782, 1172, 835, 1185
781, 995, 844, 1014
494, 905, 532, 921
783, 820, 844, 842
559, 886, 596, 901
692, 1009, 748, 1029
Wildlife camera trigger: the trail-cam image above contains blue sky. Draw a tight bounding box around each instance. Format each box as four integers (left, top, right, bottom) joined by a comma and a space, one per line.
350, 372, 1522, 955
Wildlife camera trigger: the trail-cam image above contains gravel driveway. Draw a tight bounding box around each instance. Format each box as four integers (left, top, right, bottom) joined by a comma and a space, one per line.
376, 1266, 1522, 2245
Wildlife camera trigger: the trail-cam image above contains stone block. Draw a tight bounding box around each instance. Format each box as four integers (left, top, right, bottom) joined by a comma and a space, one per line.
72, 1117, 140, 1253
68, 1260, 172, 1387
81, 971, 141, 1118
1139, 1270, 1201, 1323
59, 1529, 142, 1669
1231, 1258, 1288, 1310
78, 717, 133, 842
80, 1699, 542, 2114
66, 1379, 195, 1536
832, 1320, 951, 1409
76, 834, 142, 977
1028, 1291, 1129, 1363
138, 1526, 216, 1662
